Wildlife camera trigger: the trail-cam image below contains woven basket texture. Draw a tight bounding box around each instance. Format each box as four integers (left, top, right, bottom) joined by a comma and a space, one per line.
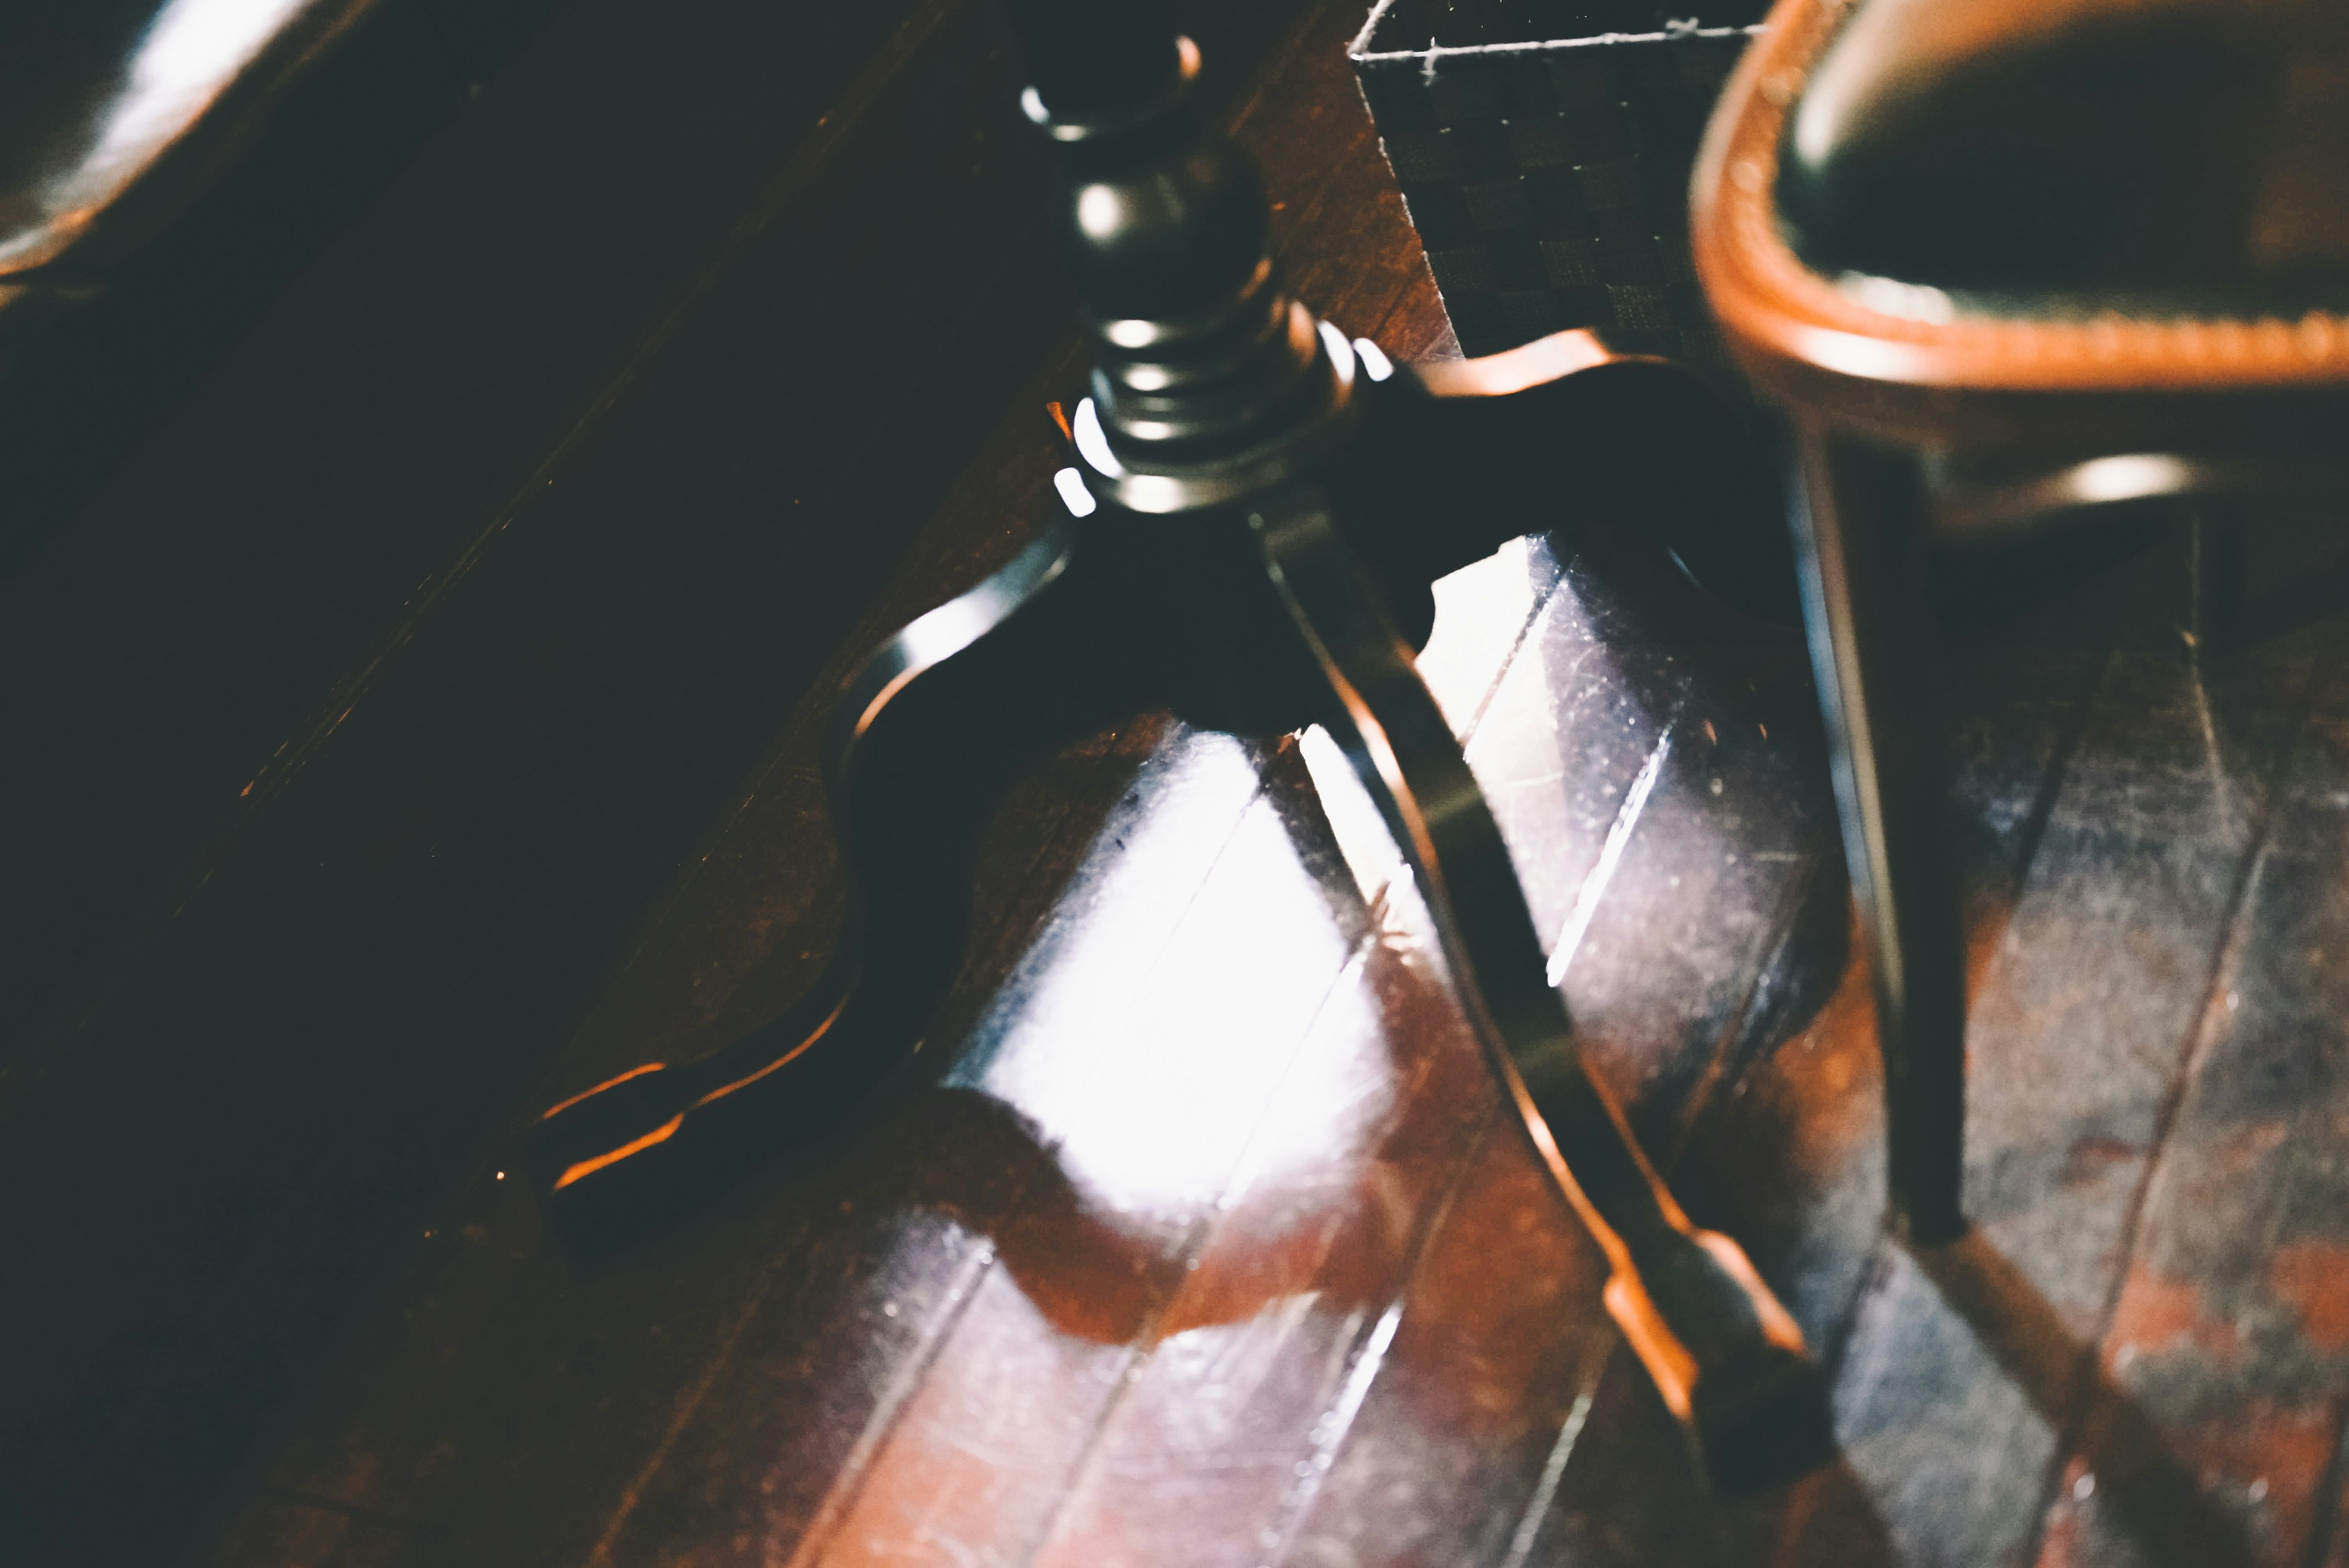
1350, 0, 1765, 371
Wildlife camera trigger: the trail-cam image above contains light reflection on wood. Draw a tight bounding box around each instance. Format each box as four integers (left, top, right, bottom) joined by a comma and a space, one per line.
789, 533, 1566, 1567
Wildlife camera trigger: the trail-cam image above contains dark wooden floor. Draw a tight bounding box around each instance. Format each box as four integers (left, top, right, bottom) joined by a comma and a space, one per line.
200, 437, 2349, 1566
15, 1, 2349, 1566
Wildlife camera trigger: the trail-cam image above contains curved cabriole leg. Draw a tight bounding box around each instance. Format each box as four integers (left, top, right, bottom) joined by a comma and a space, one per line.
1328, 330, 1797, 631
529, 525, 1138, 1250
1252, 486, 1831, 1493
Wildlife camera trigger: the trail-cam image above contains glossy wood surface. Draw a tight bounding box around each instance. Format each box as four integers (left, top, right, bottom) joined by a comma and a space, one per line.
204, 472, 2349, 1567
0, 0, 1345, 1558
13, 0, 2349, 1563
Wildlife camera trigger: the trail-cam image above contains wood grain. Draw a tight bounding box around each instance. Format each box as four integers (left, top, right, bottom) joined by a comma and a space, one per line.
2030, 651, 2349, 1568
0, 1, 1345, 1562
26, 0, 2349, 1562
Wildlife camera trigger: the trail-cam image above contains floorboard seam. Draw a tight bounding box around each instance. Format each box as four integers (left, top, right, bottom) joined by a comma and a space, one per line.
1460, 678, 1727, 1566
2299, 1399, 2349, 1568
773, 1238, 1001, 1568
1009, 650, 1515, 1566
2018, 629, 2348, 1568
1997, 644, 2115, 935
1223, 0, 1358, 139
916, 723, 1162, 1065
1664, 812, 1833, 1173
792, 743, 1292, 1566
1463, 552, 1569, 746
1236, 535, 1575, 1562
254, 1485, 407, 1531
1819, 1238, 1899, 1384
1012, 926, 1389, 1568
1273, 1102, 1509, 1568
1813, 647, 2113, 1383
225, 0, 968, 858
581, 1247, 815, 1568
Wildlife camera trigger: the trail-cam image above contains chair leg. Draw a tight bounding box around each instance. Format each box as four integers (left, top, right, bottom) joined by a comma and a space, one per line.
1787, 426, 1968, 1246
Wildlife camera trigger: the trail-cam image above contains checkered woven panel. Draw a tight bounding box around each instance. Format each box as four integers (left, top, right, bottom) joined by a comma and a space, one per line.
1352, 31, 1756, 377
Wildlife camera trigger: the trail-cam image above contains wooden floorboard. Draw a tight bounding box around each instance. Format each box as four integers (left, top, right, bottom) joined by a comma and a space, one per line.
1277, 543, 1841, 1568
156, 6, 2349, 1567
4, 0, 1351, 1560
1780, 632, 2336, 1568
2033, 652, 2349, 1568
